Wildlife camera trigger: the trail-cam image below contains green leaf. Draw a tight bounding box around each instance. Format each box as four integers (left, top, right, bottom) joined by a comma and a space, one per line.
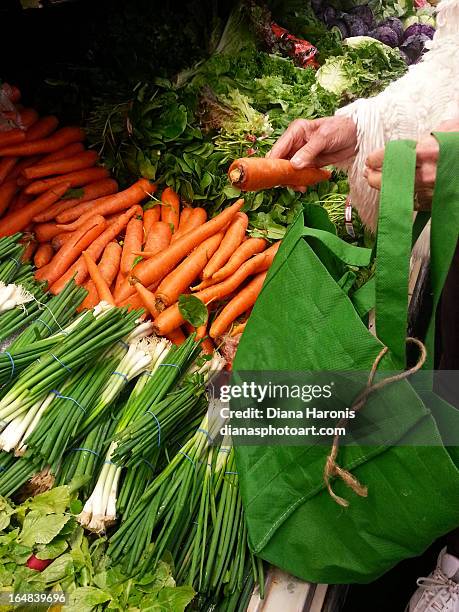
66, 586, 112, 610
40, 553, 74, 585
25, 485, 70, 515
19, 512, 71, 547
35, 536, 68, 560
0, 496, 14, 530
222, 185, 241, 198
178, 295, 207, 328
62, 188, 85, 200
69, 499, 83, 515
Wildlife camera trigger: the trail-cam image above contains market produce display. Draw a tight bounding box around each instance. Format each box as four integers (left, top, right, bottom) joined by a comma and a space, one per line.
0, 0, 437, 608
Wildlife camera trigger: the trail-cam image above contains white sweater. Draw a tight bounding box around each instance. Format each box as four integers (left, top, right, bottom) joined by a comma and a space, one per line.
336, 0, 459, 231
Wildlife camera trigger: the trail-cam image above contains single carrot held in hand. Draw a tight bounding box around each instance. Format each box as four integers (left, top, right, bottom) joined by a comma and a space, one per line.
55, 178, 154, 226
34, 177, 118, 223
143, 221, 172, 255
228, 157, 331, 191
116, 198, 245, 303
0, 180, 19, 215
25, 116, 59, 142
155, 231, 224, 311
34, 243, 54, 268
143, 206, 161, 240
202, 212, 248, 279
120, 212, 143, 275
25, 166, 109, 196
23, 150, 98, 180
209, 271, 267, 338
0, 182, 70, 237
36, 214, 106, 287
49, 204, 142, 293
79, 241, 122, 310
0, 126, 85, 157
160, 187, 180, 232
211, 237, 267, 282
82, 250, 115, 305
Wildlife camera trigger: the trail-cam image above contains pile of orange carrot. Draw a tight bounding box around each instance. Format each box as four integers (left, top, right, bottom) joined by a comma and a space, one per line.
0, 84, 280, 347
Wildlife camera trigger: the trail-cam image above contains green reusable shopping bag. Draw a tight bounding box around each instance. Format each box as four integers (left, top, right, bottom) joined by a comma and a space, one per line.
233, 133, 459, 584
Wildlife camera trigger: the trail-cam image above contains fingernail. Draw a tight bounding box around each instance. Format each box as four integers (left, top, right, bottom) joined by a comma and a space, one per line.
291, 154, 305, 169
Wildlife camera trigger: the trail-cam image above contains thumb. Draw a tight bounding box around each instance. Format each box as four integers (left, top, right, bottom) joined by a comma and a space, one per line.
290, 133, 326, 168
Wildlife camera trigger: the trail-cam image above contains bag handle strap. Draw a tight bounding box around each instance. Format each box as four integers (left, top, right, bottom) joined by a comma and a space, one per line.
375, 134, 459, 369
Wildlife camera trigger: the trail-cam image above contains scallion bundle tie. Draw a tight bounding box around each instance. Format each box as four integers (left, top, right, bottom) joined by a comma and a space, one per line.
146, 410, 161, 447
36, 318, 53, 332
118, 340, 129, 350
141, 457, 156, 472
225, 471, 238, 475
198, 427, 211, 441
50, 353, 72, 373
178, 449, 195, 465
158, 363, 180, 370
51, 389, 86, 413
9, 257, 20, 267
3, 351, 15, 381
69, 447, 100, 457
112, 371, 129, 382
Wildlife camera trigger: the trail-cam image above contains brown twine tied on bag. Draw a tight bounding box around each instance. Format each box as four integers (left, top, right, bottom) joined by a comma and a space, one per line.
324, 337, 427, 507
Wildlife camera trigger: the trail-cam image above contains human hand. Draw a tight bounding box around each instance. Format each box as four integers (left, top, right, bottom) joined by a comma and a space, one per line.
268, 116, 358, 169
364, 119, 459, 209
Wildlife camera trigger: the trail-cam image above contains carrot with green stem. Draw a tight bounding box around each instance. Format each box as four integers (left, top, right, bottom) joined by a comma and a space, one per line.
116, 198, 245, 303
49, 204, 142, 293
143, 206, 161, 240
35, 214, 106, 286
153, 241, 280, 335
55, 178, 154, 226
209, 271, 267, 338
160, 186, 180, 233
23, 150, 98, 180
210, 237, 267, 282
144, 221, 172, 255
0, 182, 70, 236
82, 250, 115, 305
34, 243, 54, 268
0, 126, 85, 157
25, 116, 59, 141
25, 166, 109, 196
154, 231, 224, 311
0, 180, 19, 215
79, 241, 122, 310
228, 157, 331, 191
33, 178, 118, 223
202, 212, 248, 279
120, 211, 143, 275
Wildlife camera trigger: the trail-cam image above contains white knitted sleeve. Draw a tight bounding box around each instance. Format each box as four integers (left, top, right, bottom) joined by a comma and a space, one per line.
335, 0, 459, 231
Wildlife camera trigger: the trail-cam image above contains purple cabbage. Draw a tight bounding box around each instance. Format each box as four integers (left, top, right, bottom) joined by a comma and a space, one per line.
349, 4, 374, 29
323, 5, 337, 27
404, 23, 436, 40
379, 17, 405, 44
400, 33, 431, 63
369, 25, 400, 48
343, 14, 368, 36
330, 19, 350, 39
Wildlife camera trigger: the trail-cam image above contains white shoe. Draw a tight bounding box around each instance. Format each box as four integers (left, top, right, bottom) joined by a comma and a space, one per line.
406, 548, 459, 611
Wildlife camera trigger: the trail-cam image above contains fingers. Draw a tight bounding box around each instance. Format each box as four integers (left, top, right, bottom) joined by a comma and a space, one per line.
290, 132, 327, 169
366, 148, 385, 170
268, 119, 314, 161
364, 167, 382, 190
